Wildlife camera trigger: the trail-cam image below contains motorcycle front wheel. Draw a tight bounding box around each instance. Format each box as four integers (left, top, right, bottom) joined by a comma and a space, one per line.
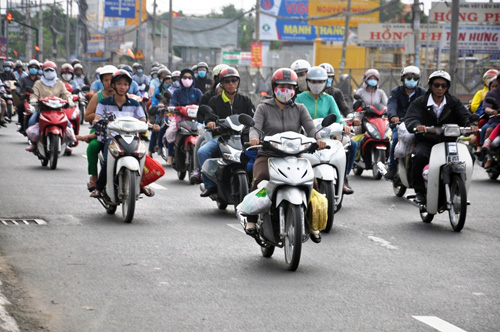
261, 245, 275, 258
79, 104, 85, 124
282, 202, 303, 271
49, 133, 59, 170
449, 174, 467, 232
319, 180, 334, 233
121, 169, 137, 223
233, 173, 249, 208
372, 149, 386, 180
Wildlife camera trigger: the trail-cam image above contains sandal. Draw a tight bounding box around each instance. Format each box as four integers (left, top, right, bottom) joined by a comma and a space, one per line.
141, 186, 155, 197
90, 190, 102, 198
87, 179, 97, 191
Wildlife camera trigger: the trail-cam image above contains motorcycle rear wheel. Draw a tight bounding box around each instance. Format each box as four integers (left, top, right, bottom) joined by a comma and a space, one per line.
392, 175, 407, 197
121, 169, 136, 223
449, 174, 467, 232
353, 164, 363, 176
261, 245, 275, 258
49, 134, 59, 170
319, 180, 334, 233
41, 158, 48, 167
233, 173, 249, 208
282, 202, 303, 271
419, 207, 434, 223
177, 170, 186, 180
487, 170, 499, 181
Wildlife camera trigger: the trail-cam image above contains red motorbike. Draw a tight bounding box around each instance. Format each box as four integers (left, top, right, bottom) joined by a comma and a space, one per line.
33, 97, 70, 170
61, 94, 81, 154
351, 95, 390, 179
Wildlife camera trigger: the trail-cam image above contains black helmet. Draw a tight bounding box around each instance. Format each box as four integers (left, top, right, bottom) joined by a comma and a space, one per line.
121, 65, 133, 75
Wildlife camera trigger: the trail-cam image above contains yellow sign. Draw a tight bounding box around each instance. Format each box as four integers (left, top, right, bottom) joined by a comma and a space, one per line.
126, 0, 148, 26
308, 0, 380, 27
135, 49, 145, 59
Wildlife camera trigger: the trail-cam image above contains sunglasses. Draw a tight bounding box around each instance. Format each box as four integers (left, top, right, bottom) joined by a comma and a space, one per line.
432, 83, 448, 89
405, 76, 420, 81
44, 69, 55, 72
223, 78, 239, 84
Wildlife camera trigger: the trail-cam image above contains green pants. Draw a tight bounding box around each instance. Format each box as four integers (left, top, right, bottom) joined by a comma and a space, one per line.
87, 129, 104, 176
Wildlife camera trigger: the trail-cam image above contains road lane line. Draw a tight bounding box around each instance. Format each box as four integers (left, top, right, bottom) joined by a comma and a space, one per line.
367, 236, 398, 250
413, 316, 468, 332
149, 183, 166, 190
227, 224, 245, 233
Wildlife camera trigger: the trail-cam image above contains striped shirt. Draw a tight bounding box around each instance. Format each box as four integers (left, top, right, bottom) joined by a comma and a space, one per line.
96, 95, 146, 120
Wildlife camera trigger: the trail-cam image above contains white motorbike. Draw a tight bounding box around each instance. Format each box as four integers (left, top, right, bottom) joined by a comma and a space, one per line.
303, 119, 346, 233
398, 124, 475, 232
238, 114, 336, 271
97, 117, 148, 223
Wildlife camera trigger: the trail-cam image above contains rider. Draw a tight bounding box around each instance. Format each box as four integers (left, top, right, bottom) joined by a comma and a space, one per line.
194, 62, 212, 94
90, 70, 148, 198
60, 63, 78, 92
295, 66, 357, 195
170, 70, 181, 93
355, 69, 388, 106
132, 63, 150, 95
384, 65, 426, 180
170, 68, 203, 107
16, 59, 40, 132
73, 63, 90, 89
14, 61, 27, 80
149, 66, 169, 97
200, 64, 228, 106
481, 72, 500, 156
26, 61, 74, 152
245, 67, 326, 242
196, 67, 255, 195
148, 73, 173, 159
1, 61, 17, 81
290, 59, 311, 98
90, 67, 104, 94
319, 63, 350, 117
470, 69, 498, 113
405, 70, 475, 204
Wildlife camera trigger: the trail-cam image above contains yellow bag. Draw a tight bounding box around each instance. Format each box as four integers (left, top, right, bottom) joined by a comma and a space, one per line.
309, 189, 328, 231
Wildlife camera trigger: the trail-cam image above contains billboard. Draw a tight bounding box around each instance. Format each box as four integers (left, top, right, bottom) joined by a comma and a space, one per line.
430, 2, 500, 24
308, 0, 379, 27
259, 0, 344, 42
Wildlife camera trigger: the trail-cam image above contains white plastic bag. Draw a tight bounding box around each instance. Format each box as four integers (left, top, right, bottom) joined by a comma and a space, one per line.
26, 123, 40, 142
237, 180, 272, 215
394, 122, 415, 159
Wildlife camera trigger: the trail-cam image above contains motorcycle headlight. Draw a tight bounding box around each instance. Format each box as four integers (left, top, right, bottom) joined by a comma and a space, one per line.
109, 139, 124, 158
135, 141, 147, 158
366, 122, 381, 140
443, 125, 461, 137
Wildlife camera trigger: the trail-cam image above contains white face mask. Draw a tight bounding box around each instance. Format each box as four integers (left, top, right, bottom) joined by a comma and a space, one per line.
308, 82, 326, 95
62, 74, 73, 81
297, 76, 307, 91
43, 70, 57, 80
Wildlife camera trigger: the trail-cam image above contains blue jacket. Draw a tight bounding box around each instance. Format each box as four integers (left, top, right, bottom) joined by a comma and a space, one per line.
170, 85, 202, 106
387, 85, 426, 121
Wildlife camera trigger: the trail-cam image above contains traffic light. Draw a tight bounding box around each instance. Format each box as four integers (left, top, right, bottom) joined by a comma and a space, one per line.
6, 12, 13, 22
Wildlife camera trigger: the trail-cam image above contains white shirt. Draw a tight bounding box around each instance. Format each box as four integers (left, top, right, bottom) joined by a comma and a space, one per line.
427, 94, 447, 119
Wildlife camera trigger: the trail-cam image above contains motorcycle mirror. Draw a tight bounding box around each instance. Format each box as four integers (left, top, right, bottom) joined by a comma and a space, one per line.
162, 90, 172, 100
485, 97, 498, 109
469, 113, 480, 123
321, 113, 337, 127
238, 114, 254, 127
72, 88, 81, 95
25, 87, 34, 94
353, 94, 362, 101
81, 85, 90, 93
353, 100, 363, 110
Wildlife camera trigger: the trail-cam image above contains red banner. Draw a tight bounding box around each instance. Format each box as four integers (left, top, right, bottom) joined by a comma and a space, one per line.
251, 42, 262, 68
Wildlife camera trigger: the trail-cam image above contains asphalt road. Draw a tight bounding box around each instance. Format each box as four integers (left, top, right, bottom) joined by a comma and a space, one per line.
0, 123, 499, 332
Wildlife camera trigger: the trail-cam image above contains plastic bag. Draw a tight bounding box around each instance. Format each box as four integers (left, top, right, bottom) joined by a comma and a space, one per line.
308, 189, 328, 231
236, 180, 271, 215
26, 123, 40, 142
201, 158, 219, 180
65, 126, 76, 143
141, 155, 165, 187
394, 122, 415, 159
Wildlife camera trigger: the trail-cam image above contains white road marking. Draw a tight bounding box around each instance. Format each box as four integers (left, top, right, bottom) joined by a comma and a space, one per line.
413, 316, 468, 332
81, 154, 87, 158
0, 282, 20, 332
149, 182, 166, 190
227, 224, 245, 234
367, 236, 398, 250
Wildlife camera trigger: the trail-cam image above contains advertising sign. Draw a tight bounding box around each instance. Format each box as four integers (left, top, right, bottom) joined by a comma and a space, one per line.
308, 0, 379, 27
222, 52, 251, 65
104, 0, 136, 18
87, 35, 105, 53
430, 2, 500, 24
259, 0, 344, 42
251, 42, 263, 67
357, 23, 500, 54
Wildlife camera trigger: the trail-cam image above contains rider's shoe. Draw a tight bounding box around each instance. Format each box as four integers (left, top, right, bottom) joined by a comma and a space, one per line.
25, 144, 36, 152
343, 184, 354, 195
482, 138, 491, 151
190, 170, 203, 184
415, 191, 426, 204
200, 186, 216, 197
384, 168, 397, 180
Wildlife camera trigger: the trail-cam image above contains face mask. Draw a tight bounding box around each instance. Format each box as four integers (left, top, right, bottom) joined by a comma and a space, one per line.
43, 70, 57, 80
181, 78, 193, 88
274, 87, 295, 104
62, 74, 73, 81
38, 70, 43, 75
172, 81, 181, 88
4, 67, 11, 72
326, 78, 333, 88
198, 71, 206, 79
163, 83, 171, 89
29, 68, 38, 75
297, 76, 307, 91
137, 69, 143, 74
309, 82, 326, 95
404, 78, 418, 89
367, 79, 378, 87
194, 73, 198, 79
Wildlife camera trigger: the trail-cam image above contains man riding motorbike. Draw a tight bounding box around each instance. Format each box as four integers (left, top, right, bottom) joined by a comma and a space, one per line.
16, 59, 40, 132
60, 63, 78, 92
384, 65, 426, 180
194, 62, 212, 94
405, 70, 476, 204
290, 59, 311, 98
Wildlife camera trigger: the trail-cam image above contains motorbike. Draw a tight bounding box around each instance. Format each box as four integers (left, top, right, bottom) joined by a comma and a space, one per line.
167, 105, 199, 182
397, 123, 476, 232
302, 118, 346, 233
351, 95, 390, 179
198, 108, 250, 211
0, 80, 15, 122
480, 97, 500, 180
76, 85, 89, 125
237, 113, 337, 271
96, 116, 148, 223
61, 94, 81, 154
31, 97, 70, 170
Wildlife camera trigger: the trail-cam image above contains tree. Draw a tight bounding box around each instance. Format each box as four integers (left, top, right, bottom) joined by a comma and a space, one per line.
207, 4, 255, 51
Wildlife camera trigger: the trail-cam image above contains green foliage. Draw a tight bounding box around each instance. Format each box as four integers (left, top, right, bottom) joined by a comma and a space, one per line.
207, 4, 255, 51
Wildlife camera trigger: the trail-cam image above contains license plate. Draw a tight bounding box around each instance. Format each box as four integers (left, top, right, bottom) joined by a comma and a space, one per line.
447, 155, 459, 163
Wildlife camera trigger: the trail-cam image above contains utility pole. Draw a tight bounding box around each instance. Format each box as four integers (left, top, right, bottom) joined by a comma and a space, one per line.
66, 0, 70, 60
152, 0, 157, 62
167, 0, 173, 69
339, 0, 351, 75
39, 0, 43, 61
255, 0, 259, 42
25, 0, 32, 60
412, 0, 420, 67
136, 0, 142, 53
449, 0, 459, 95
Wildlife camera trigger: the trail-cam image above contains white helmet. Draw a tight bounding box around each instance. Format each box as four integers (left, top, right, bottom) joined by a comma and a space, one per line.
28, 59, 40, 69
401, 65, 420, 81
99, 65, 118, 80
428, 70, 451, 85
306, 66, 328, 81
291, 59, 311, 74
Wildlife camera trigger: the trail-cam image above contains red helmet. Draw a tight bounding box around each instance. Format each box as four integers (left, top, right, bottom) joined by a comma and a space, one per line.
42, 61, 58, 71
219, 67, 240, 81
483, 69, 498, 85
271, 68, 298, 86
